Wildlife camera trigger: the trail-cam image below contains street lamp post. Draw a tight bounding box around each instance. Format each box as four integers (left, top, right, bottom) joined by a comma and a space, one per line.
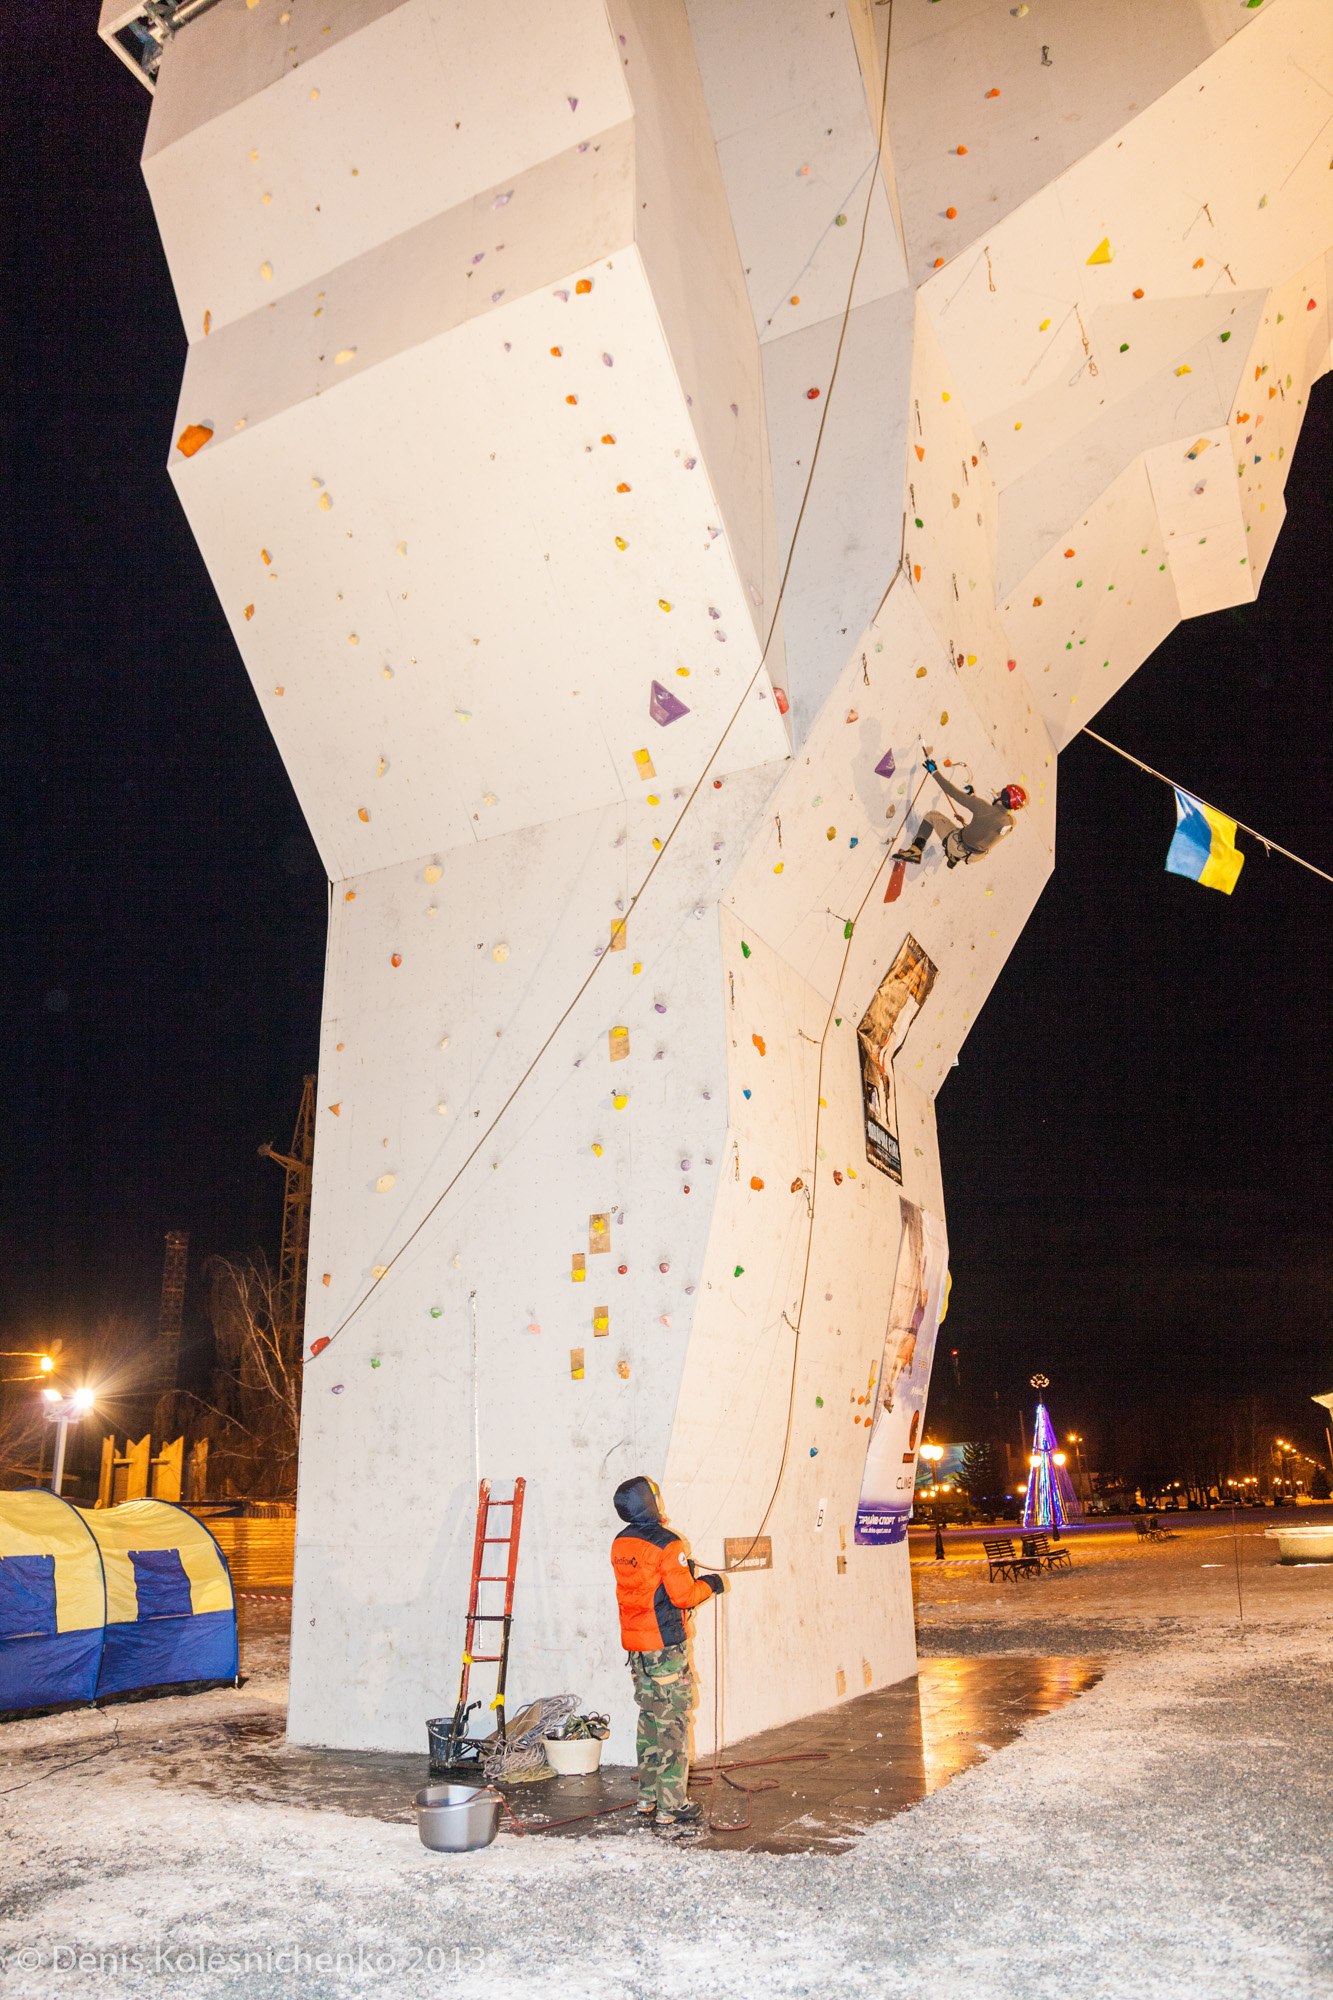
42, 1387, 95, 1496
919, 1443, 946, 1560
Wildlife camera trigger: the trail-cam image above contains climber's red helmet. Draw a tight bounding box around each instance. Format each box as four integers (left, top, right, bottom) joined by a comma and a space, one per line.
998, 784, 1028, 812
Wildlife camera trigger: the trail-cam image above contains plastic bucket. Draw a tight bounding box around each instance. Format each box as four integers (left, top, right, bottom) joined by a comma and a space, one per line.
543, 1735, 603, 1777
415, 1782, 503, 1852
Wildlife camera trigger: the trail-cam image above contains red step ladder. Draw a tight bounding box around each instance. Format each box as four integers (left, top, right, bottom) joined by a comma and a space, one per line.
435, 1478, 525, 1771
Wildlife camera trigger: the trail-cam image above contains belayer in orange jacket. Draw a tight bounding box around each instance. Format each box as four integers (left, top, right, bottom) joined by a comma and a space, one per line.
611, 1474, 723, 1838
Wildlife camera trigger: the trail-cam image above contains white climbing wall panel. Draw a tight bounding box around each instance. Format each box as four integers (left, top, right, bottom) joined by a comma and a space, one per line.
119, 0, 1333, 1754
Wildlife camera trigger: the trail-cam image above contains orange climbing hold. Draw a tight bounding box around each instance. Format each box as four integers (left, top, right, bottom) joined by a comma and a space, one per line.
616, 482, 631, 493
565, 394, 578, 405
328, 1103, 341, 1116
575, 278, 593, 294
601, 434, 615, 444
914, 444, 925, 462
945, 207, 957, 220
176, 423, 213, 458
750, 1177, 765, 1191
1133, 288, 1145, 300
955, 145, 968, 156
933, 257, 945, 269
550, 346, 562, 356
357, 807, 370, 822
244, 604, 255, 621
752, 1034, 766, 1056
1064, 548, 1075, 558
985, 86, 1000, 98
1032, 595, 1043, 607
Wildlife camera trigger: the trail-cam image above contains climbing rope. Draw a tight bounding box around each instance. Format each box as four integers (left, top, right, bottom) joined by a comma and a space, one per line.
308, 0, 904, 1359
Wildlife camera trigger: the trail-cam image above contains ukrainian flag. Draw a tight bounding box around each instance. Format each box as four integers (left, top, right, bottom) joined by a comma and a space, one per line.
1165, 789, 1244, 894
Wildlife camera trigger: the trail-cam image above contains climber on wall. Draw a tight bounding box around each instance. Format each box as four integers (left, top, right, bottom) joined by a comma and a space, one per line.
893, 758, 1027, 869
611, 1475, 724, 1839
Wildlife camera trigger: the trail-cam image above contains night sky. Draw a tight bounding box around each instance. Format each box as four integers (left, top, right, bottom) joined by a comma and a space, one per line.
4, 15, 1330, 1467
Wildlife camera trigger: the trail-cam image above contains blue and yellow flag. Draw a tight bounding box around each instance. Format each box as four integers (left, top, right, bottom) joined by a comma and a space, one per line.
1165, 789, 1244, 894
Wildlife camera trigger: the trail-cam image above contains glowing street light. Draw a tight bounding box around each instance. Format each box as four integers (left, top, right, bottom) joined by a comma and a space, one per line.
41, 1386, 95, 1496
918, 1443, 947, 1562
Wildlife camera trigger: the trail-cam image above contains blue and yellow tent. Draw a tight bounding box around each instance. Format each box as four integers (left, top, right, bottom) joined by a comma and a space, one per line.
0, 1492, 105, 1710
0, 1493, 237, 1714
84, 1498, 237, 1698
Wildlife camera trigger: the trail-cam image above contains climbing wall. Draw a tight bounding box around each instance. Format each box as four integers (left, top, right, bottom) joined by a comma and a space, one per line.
115, 0, 1332, 1753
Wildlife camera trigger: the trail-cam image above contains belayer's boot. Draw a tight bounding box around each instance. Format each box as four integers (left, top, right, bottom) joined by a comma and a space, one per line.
629, 1800, 657, 1830
892, 843, 923, 865
653, 1799, 705, 1840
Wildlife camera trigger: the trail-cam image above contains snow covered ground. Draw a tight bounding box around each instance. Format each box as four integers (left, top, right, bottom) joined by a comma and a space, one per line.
1, 1517, 1329, 1998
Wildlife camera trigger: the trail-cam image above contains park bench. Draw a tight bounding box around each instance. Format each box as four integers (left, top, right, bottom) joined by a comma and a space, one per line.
1023, 1533, 1072, 1573
1134, 1517, 1172, 1543
983, 1536, 1041, 1582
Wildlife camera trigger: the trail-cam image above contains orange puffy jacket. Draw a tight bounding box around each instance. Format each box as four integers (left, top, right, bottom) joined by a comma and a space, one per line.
611, 1476, 716, 1651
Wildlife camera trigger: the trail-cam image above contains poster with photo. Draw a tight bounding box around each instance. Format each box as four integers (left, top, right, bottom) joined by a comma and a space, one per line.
857, 938, 937, 1183
854, 1197, 949, 1545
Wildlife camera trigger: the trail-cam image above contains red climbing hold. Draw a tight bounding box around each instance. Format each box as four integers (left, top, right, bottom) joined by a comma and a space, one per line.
884, 859, 906, 904
309, 1337, 330, 1358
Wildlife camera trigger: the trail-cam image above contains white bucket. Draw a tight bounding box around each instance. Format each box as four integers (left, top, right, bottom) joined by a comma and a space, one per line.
543, 1734, 603, 1776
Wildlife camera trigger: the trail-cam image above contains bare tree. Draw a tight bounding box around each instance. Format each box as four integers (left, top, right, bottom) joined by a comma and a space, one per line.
163, 1255, 302, 1500
0, 1386, 50, 1488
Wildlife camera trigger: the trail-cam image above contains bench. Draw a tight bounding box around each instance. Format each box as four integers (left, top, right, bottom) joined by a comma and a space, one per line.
1023, 1533, 1072, 1572
1134, 1517, 1172, 1543
984, 1536, 1041, 1582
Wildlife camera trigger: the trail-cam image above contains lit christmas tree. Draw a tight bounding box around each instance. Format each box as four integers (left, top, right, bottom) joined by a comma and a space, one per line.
1023, 1382, 1082, 1529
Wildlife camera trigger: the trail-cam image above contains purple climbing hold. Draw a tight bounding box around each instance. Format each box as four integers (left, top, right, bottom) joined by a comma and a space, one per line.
649, 680, 690, 726
874, 749, 896, 779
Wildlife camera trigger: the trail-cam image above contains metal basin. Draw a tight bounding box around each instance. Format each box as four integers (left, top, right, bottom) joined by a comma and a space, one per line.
415, 1782, 503, 1852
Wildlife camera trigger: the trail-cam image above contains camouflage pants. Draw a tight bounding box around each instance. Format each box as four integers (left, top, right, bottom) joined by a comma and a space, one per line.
628, 1645, 694, 1814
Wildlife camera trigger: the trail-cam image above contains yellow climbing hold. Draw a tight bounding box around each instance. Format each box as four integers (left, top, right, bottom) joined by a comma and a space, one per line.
1086, 239, 1114, 266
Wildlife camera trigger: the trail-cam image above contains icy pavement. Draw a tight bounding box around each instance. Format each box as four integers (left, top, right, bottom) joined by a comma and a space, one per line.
0, 1522, 1329, 1999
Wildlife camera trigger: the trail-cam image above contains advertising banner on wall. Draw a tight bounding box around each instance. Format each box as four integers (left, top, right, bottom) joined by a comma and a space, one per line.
854, 1197, 949, 1545
857, 938, 938, 1183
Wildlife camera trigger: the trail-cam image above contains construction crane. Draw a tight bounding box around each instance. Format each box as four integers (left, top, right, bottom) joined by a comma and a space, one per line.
259, 1076, 316, 1363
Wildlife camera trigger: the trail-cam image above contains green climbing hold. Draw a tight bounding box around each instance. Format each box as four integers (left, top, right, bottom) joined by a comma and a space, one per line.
370, 1356, 382, 1368
843, 920, 854, 940
429, 1307, 443, 1318
815, 1395, 824, 1408
734, 1265, 745, 1278
741, 941, 751, 958
835, 213, 848, 227
834, 1017, 841, 1027
1220, 330, 1231, 342
914, 516, 924, 529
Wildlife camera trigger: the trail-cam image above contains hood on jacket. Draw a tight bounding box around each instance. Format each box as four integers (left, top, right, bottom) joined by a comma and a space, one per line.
613, 1475, 663, 1527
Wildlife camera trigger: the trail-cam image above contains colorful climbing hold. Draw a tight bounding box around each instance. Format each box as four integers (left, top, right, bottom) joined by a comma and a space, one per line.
176, 424, 214, 458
